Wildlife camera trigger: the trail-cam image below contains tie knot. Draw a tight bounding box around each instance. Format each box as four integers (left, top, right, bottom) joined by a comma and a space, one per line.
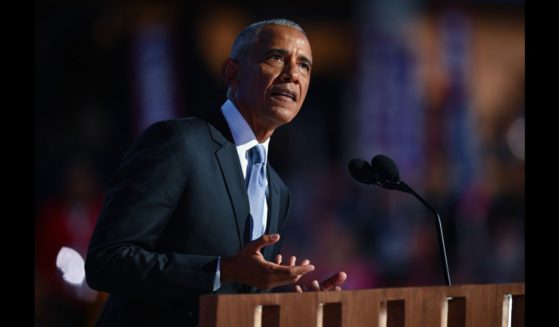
249, 144, 266, 164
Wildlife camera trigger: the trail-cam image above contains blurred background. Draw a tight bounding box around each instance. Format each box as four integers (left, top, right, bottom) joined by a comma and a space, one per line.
35, 0, 524, 326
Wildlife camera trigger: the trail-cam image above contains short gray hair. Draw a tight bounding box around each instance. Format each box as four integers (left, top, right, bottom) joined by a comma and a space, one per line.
230, 19, 305, 60
226, 19, 306, 99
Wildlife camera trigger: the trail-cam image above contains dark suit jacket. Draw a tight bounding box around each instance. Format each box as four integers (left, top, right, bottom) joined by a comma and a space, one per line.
85, 111, 292, 326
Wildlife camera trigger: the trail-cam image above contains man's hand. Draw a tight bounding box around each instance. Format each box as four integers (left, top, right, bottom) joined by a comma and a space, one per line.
220, 234, 315, 290
294, 271, 348, 293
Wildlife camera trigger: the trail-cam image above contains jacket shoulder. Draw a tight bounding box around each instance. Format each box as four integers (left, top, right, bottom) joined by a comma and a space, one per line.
136, 117, 216, 144
145, 117, 209, 135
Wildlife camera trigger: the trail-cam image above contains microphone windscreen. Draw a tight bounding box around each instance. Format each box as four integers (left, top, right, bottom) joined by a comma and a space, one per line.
371, 154, 400, 181
348, 159, 375, 184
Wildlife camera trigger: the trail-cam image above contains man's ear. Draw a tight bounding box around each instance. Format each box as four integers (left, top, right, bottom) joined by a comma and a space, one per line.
221, 58, 239, 86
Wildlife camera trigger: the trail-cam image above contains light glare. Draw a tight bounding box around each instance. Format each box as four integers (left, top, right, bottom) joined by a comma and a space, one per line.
56, 246, 85, 286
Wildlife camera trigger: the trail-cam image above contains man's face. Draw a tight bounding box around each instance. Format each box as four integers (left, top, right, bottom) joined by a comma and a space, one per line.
232, 25, 313, 131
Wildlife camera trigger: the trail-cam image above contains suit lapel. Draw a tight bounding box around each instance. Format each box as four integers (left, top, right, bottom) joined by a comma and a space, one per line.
215, 147, 251, 248
206, 111, 251, 248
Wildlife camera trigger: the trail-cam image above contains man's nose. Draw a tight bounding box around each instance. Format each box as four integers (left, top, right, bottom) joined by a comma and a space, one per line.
279, 62, 299, 83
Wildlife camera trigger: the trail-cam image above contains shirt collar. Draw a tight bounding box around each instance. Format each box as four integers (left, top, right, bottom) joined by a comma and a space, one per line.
221, 99, 270, 154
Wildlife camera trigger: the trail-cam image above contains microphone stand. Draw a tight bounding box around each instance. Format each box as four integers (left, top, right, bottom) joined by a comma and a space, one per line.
388, 180, 452, 286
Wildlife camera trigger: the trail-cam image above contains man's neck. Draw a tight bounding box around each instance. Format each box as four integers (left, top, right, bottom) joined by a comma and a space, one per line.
230, 99, 276, 143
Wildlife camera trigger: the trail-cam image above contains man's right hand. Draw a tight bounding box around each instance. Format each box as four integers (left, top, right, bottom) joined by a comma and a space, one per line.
220, 234, 315, 290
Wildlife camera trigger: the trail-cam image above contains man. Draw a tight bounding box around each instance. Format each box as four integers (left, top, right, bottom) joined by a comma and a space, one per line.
85, 19, 347, 326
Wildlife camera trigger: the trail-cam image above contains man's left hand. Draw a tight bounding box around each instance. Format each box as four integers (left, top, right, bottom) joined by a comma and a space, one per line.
294, 271, 347, 292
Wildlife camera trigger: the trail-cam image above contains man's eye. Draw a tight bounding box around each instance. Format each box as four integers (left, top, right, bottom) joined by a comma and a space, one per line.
299, 63, 311, 71
269, 55, 284, 61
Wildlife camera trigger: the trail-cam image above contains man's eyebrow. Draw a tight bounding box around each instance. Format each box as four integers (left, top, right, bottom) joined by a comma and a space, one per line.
264, 49, 313, 66
264, 48, 289, 57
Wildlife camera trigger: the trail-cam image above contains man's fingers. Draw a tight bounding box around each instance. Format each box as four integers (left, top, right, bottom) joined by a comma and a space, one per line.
275, 254, 282, 265
291, 264, 315, 275
272, 262, 315, 277
288, 272, 347, 293
248, 234, 281, 252
320, 272, 348, 290
289, 256, 296, 266
258, 263, 315, 290
311, 280, 321, 291
301, 259, 310, 265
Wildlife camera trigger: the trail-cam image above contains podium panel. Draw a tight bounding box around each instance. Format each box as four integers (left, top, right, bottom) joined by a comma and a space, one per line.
200, 283, 524, 327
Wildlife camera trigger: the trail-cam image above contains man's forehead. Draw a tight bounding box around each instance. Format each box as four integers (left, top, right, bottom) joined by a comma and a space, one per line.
256, 25, 312, 55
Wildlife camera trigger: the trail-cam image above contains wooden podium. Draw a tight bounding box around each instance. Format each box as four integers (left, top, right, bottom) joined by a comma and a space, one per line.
200, 283, 524, 327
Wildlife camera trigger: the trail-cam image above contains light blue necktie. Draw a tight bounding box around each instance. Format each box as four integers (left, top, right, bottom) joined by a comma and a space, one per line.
246, 144, 267, 240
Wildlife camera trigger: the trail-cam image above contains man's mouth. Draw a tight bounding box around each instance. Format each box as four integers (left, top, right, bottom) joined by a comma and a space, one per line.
270, 89, 297, 101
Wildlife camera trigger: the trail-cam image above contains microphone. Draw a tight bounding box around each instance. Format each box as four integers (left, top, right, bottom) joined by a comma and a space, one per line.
348, 159, 375, 184
348, 154, 452, 286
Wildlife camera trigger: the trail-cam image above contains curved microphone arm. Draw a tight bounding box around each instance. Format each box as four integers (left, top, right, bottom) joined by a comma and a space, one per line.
393, 179, 452, 286
349, 156, 452, 286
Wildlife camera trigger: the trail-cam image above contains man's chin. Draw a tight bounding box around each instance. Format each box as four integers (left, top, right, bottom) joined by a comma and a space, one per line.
265, 107, 300, 126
